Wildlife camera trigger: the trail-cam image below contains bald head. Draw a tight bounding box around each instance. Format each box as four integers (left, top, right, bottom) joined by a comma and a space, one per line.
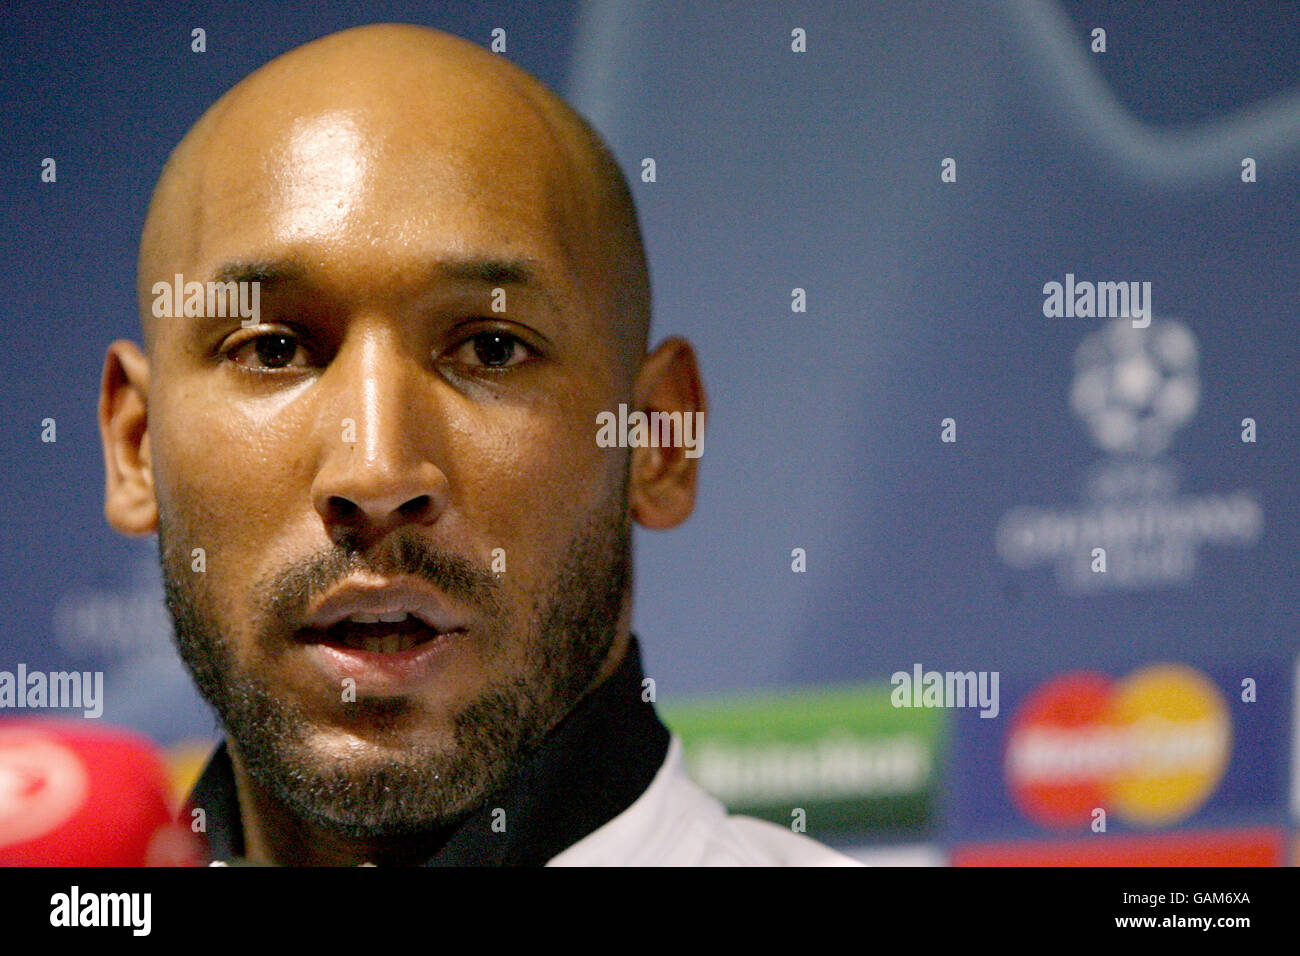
138, 23, 649, 361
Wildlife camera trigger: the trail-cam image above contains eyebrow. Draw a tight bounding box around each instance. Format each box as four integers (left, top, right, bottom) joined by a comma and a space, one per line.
210, 260, 305, 286
438, 259, 535, 286
208, 257, 539, 289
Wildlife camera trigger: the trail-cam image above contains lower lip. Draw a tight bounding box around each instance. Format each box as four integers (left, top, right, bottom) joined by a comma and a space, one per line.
305, 630, 466, 693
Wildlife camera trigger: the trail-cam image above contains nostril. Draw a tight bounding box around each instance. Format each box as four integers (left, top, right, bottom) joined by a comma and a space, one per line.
330, 497, 360, 520
397, 495, 430, 518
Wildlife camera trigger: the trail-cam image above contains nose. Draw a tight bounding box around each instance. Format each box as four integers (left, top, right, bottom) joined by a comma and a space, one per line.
310, 328, 450, 543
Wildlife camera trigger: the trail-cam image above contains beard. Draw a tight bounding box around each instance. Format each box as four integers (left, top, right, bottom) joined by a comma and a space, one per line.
158, 481, 630, 842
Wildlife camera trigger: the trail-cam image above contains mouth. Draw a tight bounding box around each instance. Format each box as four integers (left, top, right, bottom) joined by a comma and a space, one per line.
292, 577, 476, 689
298, 613, 462, 655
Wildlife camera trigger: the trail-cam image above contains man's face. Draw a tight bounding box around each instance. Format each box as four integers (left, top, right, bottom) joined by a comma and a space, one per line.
139, 76, 638, 836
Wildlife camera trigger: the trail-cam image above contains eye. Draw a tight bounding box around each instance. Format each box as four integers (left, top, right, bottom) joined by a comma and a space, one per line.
454, 331, 533, 369
225, 329, 309, 370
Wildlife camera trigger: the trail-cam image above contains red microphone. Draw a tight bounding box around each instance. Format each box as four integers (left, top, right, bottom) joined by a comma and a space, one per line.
0, 718, 204, 866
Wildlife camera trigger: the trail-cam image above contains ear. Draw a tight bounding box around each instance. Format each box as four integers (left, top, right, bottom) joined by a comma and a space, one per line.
629, 336, 707, 530
99, 340, 158, 535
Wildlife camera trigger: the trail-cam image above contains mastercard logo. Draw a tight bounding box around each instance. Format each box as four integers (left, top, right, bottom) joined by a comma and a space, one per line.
1004, 664, 1230, 828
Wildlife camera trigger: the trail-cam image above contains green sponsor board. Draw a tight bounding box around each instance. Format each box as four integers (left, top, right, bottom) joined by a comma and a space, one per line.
662, 683, 946, 835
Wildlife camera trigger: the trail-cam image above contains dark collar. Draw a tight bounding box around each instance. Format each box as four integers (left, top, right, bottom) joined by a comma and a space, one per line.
186, 637, 669, 866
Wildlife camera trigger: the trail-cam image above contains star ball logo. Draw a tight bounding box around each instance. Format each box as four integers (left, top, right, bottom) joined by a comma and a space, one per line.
1003, 664, 1230, 829
1069, 318, 1199, 457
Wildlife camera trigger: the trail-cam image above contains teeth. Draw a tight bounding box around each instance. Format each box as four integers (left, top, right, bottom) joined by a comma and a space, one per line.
335, 629, 430, 653
326, 612, 441, 653
345, 611, 410, 624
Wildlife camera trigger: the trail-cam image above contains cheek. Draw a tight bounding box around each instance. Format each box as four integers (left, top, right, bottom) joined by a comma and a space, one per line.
449, 396, 619, 558
150, 384, 309, 566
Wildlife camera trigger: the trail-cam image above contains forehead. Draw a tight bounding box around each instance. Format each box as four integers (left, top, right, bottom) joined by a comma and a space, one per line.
182, 75, 589, 297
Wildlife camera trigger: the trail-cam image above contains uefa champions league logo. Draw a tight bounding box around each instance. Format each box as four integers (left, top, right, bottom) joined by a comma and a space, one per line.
995, 315, 1262, 592
1069, 317, 1199, 458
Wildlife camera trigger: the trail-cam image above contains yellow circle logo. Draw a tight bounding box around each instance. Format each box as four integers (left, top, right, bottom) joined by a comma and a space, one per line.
1108, 664, 1229, 826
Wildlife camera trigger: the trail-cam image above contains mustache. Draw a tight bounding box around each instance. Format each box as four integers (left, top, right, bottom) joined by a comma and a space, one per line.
253, 535, 502, 627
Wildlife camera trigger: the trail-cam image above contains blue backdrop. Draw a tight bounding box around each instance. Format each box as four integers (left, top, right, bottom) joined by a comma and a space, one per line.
2, 0, 1297, 851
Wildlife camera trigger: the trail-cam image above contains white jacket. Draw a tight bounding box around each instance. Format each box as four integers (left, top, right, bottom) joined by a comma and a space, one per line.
548, 736, 862, 866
